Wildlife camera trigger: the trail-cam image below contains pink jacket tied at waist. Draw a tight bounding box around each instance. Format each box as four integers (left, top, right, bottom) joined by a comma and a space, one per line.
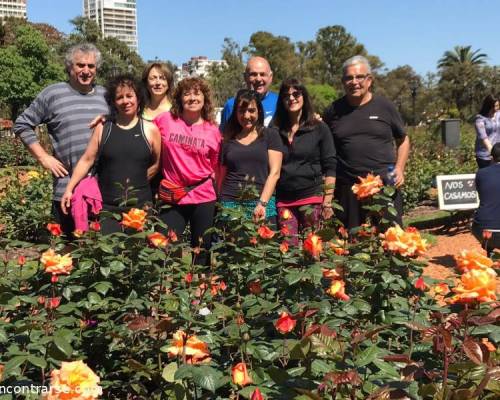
71, 176, 103, 231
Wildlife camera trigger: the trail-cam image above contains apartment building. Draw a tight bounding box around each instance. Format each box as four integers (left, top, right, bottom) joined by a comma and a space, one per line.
0, 0, 27, 20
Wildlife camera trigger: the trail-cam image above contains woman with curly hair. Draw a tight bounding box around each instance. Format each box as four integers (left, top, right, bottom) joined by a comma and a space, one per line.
154, 77, 222, 265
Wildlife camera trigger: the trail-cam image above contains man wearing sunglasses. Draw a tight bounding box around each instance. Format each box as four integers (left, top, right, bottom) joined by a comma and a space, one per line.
220, 56, 278, 131
14, 43, 109, 237
323, 55, 410, 230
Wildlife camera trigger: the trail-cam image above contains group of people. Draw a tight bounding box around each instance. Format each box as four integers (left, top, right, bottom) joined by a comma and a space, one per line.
472, 96, 500, 253
14, 42, 411, 264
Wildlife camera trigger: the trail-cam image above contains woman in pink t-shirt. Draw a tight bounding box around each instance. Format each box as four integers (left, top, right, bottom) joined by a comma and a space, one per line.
154, 77, 221, 265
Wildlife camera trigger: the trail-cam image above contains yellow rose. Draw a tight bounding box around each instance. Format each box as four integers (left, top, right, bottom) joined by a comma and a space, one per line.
45, 360, 102, 399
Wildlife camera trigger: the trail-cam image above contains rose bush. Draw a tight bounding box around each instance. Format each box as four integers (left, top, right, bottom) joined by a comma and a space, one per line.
0, 184, 498, 399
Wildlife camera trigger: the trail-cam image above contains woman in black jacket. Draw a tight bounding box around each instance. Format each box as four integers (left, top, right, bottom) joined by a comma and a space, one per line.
272, 77, 336, 241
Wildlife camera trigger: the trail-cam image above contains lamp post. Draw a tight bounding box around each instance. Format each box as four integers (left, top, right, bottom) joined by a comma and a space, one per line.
409, 80, 418, 127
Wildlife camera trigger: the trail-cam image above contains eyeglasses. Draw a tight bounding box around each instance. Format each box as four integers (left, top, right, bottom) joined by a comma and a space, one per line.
342, 74, 370, 83
284, 91, 303, 100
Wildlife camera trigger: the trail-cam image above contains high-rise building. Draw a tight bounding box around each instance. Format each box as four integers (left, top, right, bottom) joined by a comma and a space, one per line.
0, 0, 27, 20
83, 0, 138, 52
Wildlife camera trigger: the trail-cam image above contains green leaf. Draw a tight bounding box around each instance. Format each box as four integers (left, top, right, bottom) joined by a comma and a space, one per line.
99, 266, 111, 277
162, 362, 178, 383
355, 345, 379, 367
285, 271, 302, 286
4, 355, 28, 374
94, 281, 113, 296
373, 359, 400, 378
192, 366, 226, 393
87, 292, 102, 304
53, 334, 73, 357
28, 355, 47, 369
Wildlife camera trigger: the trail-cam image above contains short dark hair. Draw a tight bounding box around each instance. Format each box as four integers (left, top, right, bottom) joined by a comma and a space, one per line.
479, 94, 498, 117
105, 74, 144, 121
492, 143, 500, 162
223, 89, 264, 141
141, 62, 174, 102
272, 77, 317, 131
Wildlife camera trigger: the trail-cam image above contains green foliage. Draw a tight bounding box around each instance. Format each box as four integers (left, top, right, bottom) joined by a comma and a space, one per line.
0, 136, 36, 168
307, 84, 337, 115
208, 38, 245, 107
0, 191, 497, 399
245, 31, 300, 83
0, 168, 52, 242
0, 24, 65, 119
402, 124, 476, 209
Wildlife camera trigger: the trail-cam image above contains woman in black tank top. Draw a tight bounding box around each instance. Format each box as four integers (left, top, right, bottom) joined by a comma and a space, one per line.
61, 74, 161, 234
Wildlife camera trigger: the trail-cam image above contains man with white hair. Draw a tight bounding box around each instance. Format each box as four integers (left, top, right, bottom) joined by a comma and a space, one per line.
14, 43, 109, 237
323, 55, 410, 229
219, 56, 278, 130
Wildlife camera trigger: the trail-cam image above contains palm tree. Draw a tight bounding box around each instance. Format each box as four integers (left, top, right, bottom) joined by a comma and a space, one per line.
437, 45, 487, 69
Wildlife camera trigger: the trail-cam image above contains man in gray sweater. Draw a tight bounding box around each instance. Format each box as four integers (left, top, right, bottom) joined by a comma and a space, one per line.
14, 43, 109, 237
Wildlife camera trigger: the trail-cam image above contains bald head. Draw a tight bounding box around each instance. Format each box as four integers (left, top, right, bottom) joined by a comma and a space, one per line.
244, 56, 273, 95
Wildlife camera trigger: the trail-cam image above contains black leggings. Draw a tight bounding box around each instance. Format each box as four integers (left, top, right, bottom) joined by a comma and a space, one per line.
158, 201, 216, 265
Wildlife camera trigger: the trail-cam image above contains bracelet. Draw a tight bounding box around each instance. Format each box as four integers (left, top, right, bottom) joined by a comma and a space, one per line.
257, 200, 268, 207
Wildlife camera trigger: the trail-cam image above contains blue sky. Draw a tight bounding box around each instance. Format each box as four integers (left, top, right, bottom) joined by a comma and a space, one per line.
27, 0, 499, 75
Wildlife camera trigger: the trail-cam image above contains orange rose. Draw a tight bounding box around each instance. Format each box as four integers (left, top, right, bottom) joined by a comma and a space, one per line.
328, 238, 348, 255
258, 225, 275, 239
433, 283, 450, 295
251, 388, 265, 400
166, 330, 211, 364
414, 277, 426, 291
45, 360, 102, 400
280, 208, 292, 220
41, 249, 73, 275
148, 232, 168, 248
232, 362, 253, 386
303, 233, 323, 258
454, 249, 493, 273
326, 280, 350, 301
482, 338, 496, 352
381, 225, 428, 257
351, 173, 383, 200
275, 311, 296, 334
121, 208, 147, 231
448, 268, 497, 304
322, 267, 342, 280
47, 223, 62, 236
279, 241, 289, 254
280, 225, 290, 236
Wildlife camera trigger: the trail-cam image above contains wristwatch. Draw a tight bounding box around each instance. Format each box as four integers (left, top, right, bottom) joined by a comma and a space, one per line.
257, 200, 268, 207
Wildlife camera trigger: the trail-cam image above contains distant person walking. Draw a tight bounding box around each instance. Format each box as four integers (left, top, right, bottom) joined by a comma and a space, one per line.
474, 95, 500, 169
471, 143, 500, 255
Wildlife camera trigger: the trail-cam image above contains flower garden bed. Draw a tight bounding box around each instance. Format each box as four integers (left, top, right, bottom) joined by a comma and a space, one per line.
0, 183, 498, 399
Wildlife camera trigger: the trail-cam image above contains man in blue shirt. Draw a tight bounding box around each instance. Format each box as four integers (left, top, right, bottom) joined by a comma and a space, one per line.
220, 56, 278, 130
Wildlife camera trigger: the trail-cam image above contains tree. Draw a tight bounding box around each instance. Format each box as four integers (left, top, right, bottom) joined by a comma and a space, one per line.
307, 84, 337, 115
245, 31, 300, 83
437, 45, 487, 69
208, 38, 245, 107
0, 24, 65, 118
437, 46, 488, 118
297, 26, 383, 89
